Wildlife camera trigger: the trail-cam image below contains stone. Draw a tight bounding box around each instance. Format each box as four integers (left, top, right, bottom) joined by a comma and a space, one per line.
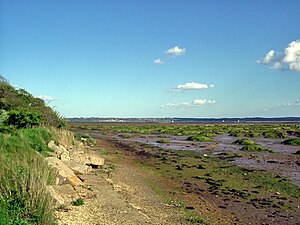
85, 153, 105, 168
69, 148, 86, 164
64, 161, 92, 175
53, 184, 78, 205
48, 140, 70, 161
46, 157, 84, 186
48, 140, 63, 154
47, 185, 65, 206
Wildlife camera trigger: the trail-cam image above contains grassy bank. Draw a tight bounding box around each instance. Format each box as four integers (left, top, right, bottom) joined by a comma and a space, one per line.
0, 127, 57, 224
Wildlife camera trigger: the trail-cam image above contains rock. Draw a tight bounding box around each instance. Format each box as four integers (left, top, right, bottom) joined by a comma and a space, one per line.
69, 148, 86, 164
85, 153, 105, 168
60, 151, 71, 162
47, 185, 65, 206
64, 161, 92, 175
53, 184, 78, 205
46, 157, 84, 186
48, 140, 70, 161
48, 140, 64, 155
294, 150, 300, 155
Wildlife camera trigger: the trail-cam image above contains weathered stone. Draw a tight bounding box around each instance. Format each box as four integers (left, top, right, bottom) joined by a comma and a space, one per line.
85, 153, 105, 168
46, 157, 84, 186
48, 140, 63, 154
69, 148, 86, 163
64, 161, 92, 175
47, 185, 65, 206
52, 184, 78, 205
48, 140, 70, 161
60, 151, 71, 162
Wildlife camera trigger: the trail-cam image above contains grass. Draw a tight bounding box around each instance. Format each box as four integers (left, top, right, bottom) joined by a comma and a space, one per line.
156, 139, 170, 143
282, 138, 300, 146
0, 127, 57, 224
186, 136, 212, 142
233, 139, 255, 145
241, 144, 269, 152
71, 198, 84, 206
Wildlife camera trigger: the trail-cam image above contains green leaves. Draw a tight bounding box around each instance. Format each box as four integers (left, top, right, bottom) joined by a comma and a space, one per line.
5, 109, 41, 129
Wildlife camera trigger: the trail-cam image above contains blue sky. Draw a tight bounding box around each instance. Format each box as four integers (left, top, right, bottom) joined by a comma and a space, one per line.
1, 1, 300, 118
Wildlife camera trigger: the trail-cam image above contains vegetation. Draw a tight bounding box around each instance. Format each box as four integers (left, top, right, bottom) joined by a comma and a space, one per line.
0, 128, 56, 224
0, 76, 69, 224
71, 198, 84, 206
282, 138, 300, 146
186, 136, 212, 142
233, 139, 255, 145
0, 76, 66, 129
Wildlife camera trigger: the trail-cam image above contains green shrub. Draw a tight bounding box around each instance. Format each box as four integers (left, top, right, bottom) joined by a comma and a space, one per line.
156, 139, 170, 144
5, 109, 41, 129
233, 139, 255, 145
241, 144, 269, 152
71, 198, 84, 206
282, 138, 300, 146
186, 136, 212, 142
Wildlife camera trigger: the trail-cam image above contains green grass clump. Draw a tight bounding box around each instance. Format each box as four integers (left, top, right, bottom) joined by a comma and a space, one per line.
0, 128, 56, 224
186, 136, 212, 142
119, 133, 134, 139
71, 198, 84, 206
233, 139, 255, 145
186, 215, 209, 224
241, 144, 269, 152
282, 138, 300, 146
156, 139, 170, 144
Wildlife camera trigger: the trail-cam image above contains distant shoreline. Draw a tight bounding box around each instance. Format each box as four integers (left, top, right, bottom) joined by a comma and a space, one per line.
66, 117, 300, 123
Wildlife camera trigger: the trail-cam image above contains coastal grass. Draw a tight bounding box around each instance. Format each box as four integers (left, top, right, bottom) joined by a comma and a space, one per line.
0, 127, 56, 224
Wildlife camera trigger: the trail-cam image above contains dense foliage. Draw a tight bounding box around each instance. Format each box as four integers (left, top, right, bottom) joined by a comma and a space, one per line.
0, 76, 65, 129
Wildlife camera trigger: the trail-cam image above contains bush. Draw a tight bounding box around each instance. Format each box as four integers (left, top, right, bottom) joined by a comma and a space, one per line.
186, 136, 212, 142
5, 109, 41, 129
233, 139, 255, 145
282, 138, 300, 146
241, 145, 269, 152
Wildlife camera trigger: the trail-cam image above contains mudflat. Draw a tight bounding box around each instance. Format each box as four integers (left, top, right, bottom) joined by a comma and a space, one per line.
68, 123, 300, 225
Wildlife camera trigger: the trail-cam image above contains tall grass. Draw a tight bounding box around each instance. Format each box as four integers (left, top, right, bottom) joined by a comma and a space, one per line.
0, 128, 56, 224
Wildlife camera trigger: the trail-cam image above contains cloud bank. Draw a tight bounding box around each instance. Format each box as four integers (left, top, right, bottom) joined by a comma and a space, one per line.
165, 46, 186, 56
257, 39, 300, 72
161, 99, 215, 108
174, 82, 214, 91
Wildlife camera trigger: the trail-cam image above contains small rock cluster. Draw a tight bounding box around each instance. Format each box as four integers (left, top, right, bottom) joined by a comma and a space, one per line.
46, 140, 105, 206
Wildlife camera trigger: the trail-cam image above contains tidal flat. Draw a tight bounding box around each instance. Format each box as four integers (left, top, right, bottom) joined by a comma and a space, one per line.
71, 123, 300, 224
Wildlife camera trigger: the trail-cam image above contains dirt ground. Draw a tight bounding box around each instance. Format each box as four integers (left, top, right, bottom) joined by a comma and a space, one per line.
55, 138, 186, 225
56, 134, 300, 225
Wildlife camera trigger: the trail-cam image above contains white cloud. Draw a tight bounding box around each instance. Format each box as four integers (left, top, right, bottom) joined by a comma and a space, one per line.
192, 99, 216, 105
283, 40, 300, 71
280, 99, 300, 107
165, 46, 186, 56
256, 50, 275, 64
37, 95, 55, 103
257, 39, 300, 72
174, 82, 214, 91
161, 99, 215, 108
270, 61, 282, 70
153, 58, 164, 64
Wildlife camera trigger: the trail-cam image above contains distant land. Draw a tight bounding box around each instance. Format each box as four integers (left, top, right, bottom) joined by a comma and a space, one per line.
67, 117, 300, 123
